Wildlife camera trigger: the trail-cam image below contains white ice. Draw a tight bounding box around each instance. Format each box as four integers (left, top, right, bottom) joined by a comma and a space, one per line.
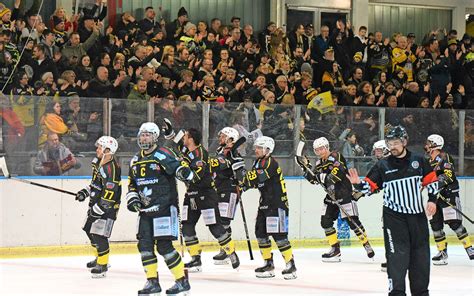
1, 246, 473, 296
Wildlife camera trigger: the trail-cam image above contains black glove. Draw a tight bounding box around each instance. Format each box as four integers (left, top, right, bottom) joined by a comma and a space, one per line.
76, 188, 90, 202
126, 192, 143, 212
162, 118, 175, 140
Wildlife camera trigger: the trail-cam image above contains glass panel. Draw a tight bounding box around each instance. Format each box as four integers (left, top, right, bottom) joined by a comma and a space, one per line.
0, 95, 468, 177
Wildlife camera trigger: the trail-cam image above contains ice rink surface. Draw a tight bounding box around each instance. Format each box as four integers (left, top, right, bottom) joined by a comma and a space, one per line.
1, 246, 473, 296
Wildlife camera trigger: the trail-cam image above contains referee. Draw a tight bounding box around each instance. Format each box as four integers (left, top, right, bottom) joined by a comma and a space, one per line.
348, 126, 438, 296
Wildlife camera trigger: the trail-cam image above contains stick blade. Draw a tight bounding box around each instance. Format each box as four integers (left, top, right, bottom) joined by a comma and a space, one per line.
296, 141, 305, 157
0, 156, 10, 178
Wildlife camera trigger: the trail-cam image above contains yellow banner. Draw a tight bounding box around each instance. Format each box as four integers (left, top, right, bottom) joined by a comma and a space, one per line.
307, 91, 335, 114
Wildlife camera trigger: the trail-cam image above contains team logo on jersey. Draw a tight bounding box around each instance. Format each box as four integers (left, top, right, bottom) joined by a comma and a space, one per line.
150, 163, 160, 171
139, 187, 153, 206
411, 161, 419, 169
444, 163, 452, 169
154, 152, 166, 160
106, 182, 115, 189
218, 157, 226, 164
196, 160, 204, 167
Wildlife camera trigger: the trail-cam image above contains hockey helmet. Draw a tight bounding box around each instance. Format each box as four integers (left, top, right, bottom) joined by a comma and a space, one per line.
254, 136, 275, 154
427, 134, 444, 150
219, 127, 239, 143
95, 136, 118, 154
137, 122, 160, 150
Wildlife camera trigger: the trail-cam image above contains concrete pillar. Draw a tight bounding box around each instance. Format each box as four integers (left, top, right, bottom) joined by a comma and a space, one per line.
452, 5, 466, 37
352, 0, 369, 32
270, 0, 286, 27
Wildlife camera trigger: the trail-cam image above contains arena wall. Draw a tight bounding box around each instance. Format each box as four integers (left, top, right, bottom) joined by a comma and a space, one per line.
1, 177, 473, 247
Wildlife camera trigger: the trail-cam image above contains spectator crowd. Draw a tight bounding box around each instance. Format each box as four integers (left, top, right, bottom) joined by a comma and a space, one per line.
0, 0, 473, 174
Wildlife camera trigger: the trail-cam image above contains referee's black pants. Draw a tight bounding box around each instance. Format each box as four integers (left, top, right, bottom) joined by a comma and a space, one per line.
383, 207, 430, 296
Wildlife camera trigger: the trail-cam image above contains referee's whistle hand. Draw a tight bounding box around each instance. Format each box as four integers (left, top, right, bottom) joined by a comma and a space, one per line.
426, 201, 437, 216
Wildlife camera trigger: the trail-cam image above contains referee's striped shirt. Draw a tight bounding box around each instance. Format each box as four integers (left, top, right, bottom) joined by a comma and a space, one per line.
357, 150, 438, 214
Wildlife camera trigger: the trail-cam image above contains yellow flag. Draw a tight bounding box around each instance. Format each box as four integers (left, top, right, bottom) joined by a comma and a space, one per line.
307, 91, 334, 114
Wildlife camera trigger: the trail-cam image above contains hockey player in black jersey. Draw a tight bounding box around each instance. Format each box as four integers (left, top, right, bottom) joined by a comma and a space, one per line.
179, 128, 240, 272
348, 125, 438, 296
296, 137, 374, 262
233, 136, 297, 280
209, 127, 241, 264
425, 134, 474, 265
75, 136, 121, 278
127, 122, 192, 296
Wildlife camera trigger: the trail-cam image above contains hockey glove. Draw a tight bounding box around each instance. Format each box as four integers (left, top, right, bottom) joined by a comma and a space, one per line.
162, 118, 176, 140
126, 192, 143, 212
76, 187, 90, 202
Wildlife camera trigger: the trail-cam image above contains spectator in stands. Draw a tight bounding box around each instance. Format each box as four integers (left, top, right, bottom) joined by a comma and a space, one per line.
38, 100, 68, 148
392, 35, 417, 82
61, 23, 99, 60
312, 25, 330, 64
166, 7, 188, 44
34, 132, 80, 176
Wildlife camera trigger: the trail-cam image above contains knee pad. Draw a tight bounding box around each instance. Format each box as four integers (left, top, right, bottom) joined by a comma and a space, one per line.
432, 230, 446, 239
181, 222, 196, 237
323, 227, 336, 235
209, 224, 226, 239
162, 249, 179, 261
156, 240, 174, 256
448, 221, 462, 232
346, 216, 362, 231
257, 237, 271, 245
451, 224, 466, 237
275, 238, 290, 248
137, 238, 154, 253
321, 216, 334, 229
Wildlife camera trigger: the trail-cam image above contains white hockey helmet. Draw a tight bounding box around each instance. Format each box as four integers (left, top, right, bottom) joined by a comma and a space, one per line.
254, 136, 275, 154
219, 127, 239, 143
95, 136, 118, 154
372, 140, 390, 157
137, 122, 160, 150
427, 134, 444, 150
313, 137, 330, 150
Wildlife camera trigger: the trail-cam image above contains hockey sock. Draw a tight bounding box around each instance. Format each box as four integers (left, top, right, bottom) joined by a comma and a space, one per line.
433, 230, 447, 251
187, 243, 201, 257
454, 226, 472, 248
93, 244, 99, 258
164, 251, 185, 280
141, 252, 158, 279
185, 236, 201, 256
218, 234, 235, 255
326, 232, 338, 246
355, 229, 369, 245
258, 238, 272, 260
276, 239, 293, 263
97, 248, 109, 265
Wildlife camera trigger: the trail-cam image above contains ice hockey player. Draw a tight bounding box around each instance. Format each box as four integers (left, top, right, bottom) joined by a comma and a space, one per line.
209, 127, 241, 264
75, 136, 121, 278
179, 128, 240, 272
233, 136, 297, 279
425, 134, 474, 265
295, 137, 375, 262
127, 122, 191, 295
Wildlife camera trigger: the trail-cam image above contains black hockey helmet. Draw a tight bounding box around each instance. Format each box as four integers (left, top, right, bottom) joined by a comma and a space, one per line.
385, 125, 408, 142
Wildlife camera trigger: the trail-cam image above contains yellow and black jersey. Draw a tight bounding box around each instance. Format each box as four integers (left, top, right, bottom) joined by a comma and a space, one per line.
311, 151, 353, 200
430, 151, 459, 198
92, 157, 122, 220
89, 157, 102, 207
242, 156, 288, 211
210, 146, 238, 193
181, 144, 216, 192
128, 146, 183, 215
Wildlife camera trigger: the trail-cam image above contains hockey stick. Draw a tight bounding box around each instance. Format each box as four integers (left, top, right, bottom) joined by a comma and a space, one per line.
437, 194, 474, 224
0, 157, 76, 196
232, 137, 254, 260
295, 142, 368, 239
